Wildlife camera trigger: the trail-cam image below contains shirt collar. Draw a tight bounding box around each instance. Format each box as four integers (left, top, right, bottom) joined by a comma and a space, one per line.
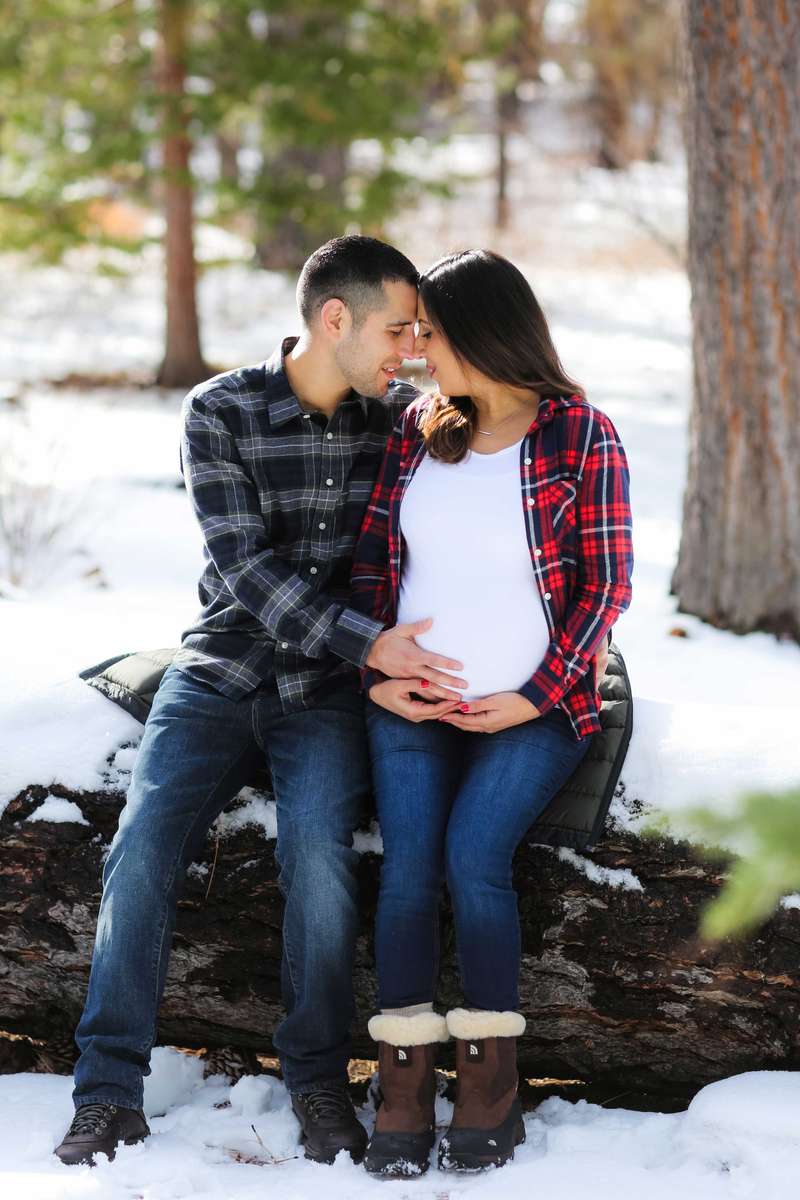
264, 336, 369, 426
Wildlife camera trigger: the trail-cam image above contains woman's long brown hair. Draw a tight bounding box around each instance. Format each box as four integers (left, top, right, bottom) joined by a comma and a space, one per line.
418, 250, 584, 462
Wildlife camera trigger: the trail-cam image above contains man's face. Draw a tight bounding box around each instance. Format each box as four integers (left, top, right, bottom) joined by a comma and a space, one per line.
334, 280, 418, 397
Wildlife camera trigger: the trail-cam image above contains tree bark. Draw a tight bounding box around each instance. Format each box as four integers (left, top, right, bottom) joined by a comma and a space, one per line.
479, 0, 546, 230
584, 0, 634, 170
672, 1, 800, 640
155, 0, 208, 389
494, 88, 516, 231
3, 781, 800, 1098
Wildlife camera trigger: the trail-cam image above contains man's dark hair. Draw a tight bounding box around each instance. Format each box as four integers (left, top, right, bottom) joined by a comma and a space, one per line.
297, 235, 418, 328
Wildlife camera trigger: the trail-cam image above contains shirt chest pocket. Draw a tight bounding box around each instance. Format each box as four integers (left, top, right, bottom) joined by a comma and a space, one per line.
542, 479, 578, 534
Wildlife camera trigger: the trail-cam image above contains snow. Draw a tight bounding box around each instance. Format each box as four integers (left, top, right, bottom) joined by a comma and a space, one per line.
2, 1062, 800, 1198
0, 680, 142, 816
555, 847, 644, 891
25, 796, 89, 826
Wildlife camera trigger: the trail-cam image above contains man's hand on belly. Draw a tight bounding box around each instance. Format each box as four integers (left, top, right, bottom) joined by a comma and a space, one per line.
438, 691, 540, 734
367, 617, 468, 693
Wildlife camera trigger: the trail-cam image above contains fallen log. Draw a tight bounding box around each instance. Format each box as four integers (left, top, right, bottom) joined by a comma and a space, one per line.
2, 777, 800, 1101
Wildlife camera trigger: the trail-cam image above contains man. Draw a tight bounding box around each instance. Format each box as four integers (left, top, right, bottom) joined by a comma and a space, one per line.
54, 235, 465, 1167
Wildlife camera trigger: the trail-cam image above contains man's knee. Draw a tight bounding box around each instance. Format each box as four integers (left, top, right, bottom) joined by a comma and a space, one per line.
277, 832, 359, 889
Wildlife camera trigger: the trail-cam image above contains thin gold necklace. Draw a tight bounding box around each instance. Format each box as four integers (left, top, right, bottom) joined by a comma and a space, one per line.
477, 402, 532, 436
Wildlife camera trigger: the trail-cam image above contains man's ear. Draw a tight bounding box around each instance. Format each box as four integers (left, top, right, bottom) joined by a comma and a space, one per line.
319, 297, 352, 342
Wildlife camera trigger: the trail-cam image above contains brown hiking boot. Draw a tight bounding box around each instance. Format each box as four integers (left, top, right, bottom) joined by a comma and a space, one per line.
438, 1008, 526, 1171
364, 1011, 449, 1178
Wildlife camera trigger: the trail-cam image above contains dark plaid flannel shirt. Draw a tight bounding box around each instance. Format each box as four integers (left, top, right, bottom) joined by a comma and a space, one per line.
174, 338, 419, 711
351, 393, 633, 739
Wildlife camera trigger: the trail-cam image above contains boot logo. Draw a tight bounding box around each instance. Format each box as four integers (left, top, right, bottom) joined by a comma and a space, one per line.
466, 1040, 485, 1062
393, 1046, 412, 1068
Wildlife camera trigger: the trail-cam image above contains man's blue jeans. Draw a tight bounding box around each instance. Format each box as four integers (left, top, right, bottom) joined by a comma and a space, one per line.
366, 702, 592, 1013
73, 664, 370, 1111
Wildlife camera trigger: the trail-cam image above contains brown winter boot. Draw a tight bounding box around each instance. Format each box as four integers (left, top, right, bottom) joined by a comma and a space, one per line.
438, 1008, 526, 1171
364, 1011, 449, 1178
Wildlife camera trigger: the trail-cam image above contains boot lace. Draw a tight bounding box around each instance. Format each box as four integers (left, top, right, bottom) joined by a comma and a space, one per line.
304, 1086, 351, 1122
68, 1103, 118, 1135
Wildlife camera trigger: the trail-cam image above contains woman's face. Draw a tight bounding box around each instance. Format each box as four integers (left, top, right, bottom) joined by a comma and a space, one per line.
415, 299, 472, 396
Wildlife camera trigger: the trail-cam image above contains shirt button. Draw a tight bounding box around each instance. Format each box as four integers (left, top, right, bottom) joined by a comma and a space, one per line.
281, 642, 288, 649
326, 478, 334, 486
526, 498, 535, 507
319, 521, 326, 530
534, 548, 542, 557
544, 592, 552, 600
524, 457, 532, 465
326, 432, 333, 440
309, 566, 318, 575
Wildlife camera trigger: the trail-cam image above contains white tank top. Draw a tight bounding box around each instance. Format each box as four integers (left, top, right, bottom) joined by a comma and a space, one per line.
397, 439, 550, 701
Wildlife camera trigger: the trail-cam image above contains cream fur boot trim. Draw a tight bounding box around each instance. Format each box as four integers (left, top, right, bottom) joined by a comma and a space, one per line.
446, 1008, 526, 1040
368, 1011, 449, 1047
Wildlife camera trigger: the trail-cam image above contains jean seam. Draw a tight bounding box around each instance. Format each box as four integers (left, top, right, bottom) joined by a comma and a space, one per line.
144, 742, 257, 1056
277, 864, 300, 1017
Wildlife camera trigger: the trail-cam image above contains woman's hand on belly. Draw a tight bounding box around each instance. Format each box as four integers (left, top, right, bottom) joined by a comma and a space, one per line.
368, 677, 463, 723
438, 691, 540, 734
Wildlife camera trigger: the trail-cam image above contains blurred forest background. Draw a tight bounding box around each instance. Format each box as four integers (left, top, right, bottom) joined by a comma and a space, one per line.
0, 0, 683, 384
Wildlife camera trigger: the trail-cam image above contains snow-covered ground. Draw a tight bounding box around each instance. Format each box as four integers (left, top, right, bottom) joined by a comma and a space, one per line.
2, 141, 800, 1195
4, 1053, 800, 1199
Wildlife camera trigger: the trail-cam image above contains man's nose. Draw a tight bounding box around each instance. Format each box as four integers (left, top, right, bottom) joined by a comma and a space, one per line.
399, 326, 416, 357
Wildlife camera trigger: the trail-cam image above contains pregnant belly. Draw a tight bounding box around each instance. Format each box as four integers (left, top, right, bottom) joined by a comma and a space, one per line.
406, 609, 549, 701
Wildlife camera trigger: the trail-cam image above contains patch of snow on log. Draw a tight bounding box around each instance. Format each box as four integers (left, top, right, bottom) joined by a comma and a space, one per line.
25, 796, 89, 825
554, 847, 644, 891
0, 679, 142, 820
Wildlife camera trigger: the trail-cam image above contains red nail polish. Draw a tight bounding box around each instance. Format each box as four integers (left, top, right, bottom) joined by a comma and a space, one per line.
420, 679, 429, 688
459, 704, 470, 713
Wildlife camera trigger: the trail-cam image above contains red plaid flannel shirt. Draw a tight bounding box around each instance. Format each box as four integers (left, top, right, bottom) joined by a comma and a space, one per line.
351, 393, 633, 739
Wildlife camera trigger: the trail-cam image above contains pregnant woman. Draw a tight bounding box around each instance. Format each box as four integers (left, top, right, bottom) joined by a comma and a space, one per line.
351, 249, 633, 1177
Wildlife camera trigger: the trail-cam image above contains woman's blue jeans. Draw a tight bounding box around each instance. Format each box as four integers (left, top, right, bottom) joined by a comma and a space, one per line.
366, 701, 592, 1013
73, 664, 370, 1111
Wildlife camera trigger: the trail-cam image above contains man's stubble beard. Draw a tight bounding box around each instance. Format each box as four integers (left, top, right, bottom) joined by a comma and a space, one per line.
333, 333, 386, 399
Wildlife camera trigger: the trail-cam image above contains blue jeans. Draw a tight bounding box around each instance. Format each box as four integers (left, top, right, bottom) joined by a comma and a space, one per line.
367, 702, 592, 1012
73, 664, 370, 1110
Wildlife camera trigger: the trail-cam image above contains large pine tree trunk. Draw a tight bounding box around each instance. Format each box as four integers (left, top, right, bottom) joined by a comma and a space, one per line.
155, 0, 208, 389
672, 2, 800, 640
